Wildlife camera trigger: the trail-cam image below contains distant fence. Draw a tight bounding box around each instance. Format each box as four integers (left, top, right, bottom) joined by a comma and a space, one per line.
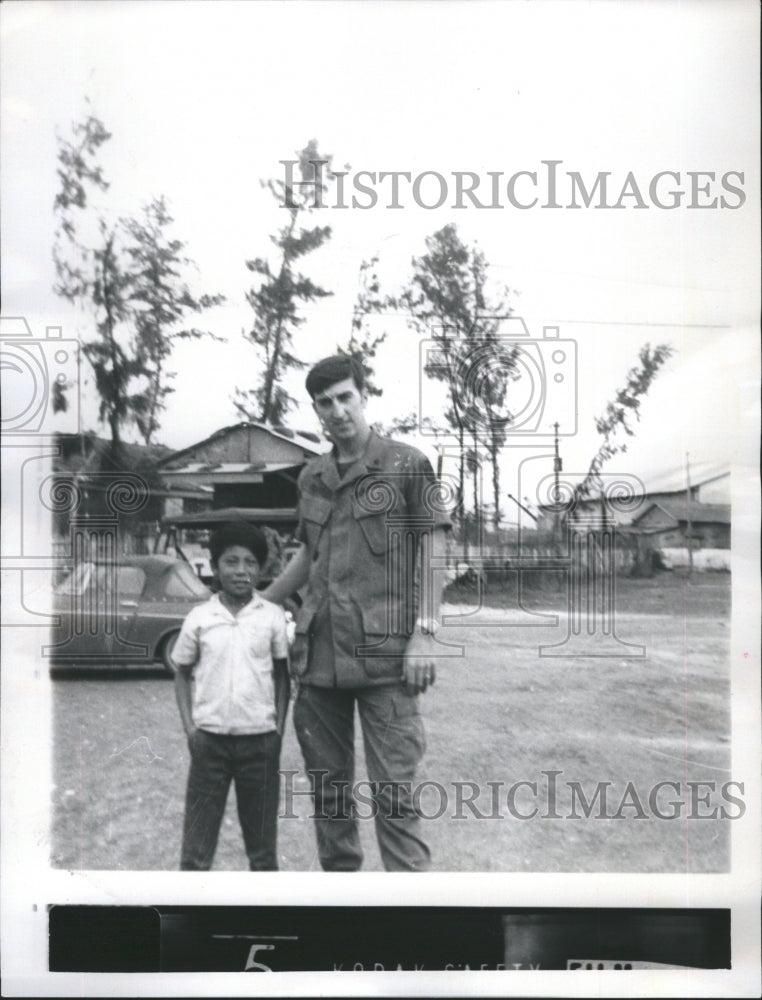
449, 526, 734, 584
455, 529, 657, 580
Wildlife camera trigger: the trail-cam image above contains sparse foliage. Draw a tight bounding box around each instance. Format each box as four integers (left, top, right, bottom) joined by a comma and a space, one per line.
53, 112, 224, 457
123, 196, 225, 444
399, 224, 516, 537
335, 256, 389, 397
234, 140, 333, 425
573, 343, 675, 525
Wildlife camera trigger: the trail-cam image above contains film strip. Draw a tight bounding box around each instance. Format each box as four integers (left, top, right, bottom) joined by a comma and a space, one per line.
48, 906, 730, 973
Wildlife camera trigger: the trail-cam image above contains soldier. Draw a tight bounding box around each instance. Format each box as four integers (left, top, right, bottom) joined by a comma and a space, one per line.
263, 355, 450, 871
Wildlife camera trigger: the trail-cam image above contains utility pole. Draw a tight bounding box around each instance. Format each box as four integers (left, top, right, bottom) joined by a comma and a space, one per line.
553, 421, 562, 540
686, 452, 693, 577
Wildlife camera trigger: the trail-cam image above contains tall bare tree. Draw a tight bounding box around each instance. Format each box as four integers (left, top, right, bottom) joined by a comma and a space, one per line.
233, 140, 333, 425
574, 342, 675, 524
399, 224, 516, 538
335, 256, 389, 397
53, 113, 223, 457
123, 196, 225, 444
53, 114, 146, 464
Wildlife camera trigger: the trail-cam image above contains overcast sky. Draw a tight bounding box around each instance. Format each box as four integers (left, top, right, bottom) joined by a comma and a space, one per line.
2, 0, 759, 509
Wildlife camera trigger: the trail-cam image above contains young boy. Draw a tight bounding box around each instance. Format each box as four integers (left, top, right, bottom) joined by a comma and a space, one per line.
172, 522, 290, 871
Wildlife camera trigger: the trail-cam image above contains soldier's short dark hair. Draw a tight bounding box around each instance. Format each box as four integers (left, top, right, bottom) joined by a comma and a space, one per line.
209, 523, 269, 567
305, 354, 365, 399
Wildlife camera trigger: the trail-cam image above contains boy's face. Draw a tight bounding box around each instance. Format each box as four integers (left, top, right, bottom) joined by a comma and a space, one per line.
213, 545, 260, 600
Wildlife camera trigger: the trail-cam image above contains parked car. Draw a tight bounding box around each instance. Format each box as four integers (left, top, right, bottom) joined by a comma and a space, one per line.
48, 555, 210, 672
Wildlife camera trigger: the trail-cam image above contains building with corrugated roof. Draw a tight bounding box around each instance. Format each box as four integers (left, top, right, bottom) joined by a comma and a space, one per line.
630, 500, 730, 549
154, 422, 328, 513
535, 464, 730, 531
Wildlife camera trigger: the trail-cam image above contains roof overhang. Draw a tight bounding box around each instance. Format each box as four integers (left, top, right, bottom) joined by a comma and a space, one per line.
160, 507, 298, 528
158, 462, 301, 486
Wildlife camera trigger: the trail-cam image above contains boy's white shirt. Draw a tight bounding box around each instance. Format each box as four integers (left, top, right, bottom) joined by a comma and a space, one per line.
172, 592, 289, 735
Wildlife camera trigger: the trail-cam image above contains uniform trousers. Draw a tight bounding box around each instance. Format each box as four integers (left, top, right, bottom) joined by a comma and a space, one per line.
293, 682, 431, 872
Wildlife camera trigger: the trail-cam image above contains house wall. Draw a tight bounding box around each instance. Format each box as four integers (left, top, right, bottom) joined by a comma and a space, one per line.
634, 506, 676, 532
685, 522, 730, 549
647, 522, 730, 550
652, 527, 686, 547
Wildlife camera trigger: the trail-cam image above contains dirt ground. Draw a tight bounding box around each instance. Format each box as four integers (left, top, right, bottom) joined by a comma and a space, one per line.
50, 571, 735, 872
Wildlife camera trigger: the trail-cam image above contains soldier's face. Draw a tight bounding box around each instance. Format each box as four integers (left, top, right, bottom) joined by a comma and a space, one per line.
312, 377, 369, 443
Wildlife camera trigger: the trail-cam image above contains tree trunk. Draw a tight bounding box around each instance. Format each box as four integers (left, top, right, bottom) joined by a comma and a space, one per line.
260, 210, 298, 423
471, 429, 479, 548
490, 438, 500, 533
458, 424, 467, 559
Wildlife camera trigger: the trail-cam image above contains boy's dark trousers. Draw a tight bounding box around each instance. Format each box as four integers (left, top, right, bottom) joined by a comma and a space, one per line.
181, 729, 281, 870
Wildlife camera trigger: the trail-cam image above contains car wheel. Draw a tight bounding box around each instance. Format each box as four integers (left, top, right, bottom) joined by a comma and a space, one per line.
160, 631, 180, 675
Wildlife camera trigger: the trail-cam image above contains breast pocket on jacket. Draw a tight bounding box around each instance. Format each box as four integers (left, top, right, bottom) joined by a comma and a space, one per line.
350, 486, 409, 556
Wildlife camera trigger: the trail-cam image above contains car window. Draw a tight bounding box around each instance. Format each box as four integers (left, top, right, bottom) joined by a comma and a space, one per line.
163, 562, 209, 598
116, 566, 146, 596
53, 563, 93, 596
87, 564, 146, 596
56, 563, 147, 599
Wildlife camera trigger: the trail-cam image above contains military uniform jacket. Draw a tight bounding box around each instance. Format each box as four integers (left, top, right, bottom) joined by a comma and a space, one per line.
292, 431, 451, 688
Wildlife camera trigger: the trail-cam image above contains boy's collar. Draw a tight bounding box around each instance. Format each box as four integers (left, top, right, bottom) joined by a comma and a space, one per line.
214, 591, 263, 613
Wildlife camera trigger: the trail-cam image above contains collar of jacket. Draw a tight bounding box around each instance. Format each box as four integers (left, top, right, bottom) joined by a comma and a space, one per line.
313, 429, 387, 493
